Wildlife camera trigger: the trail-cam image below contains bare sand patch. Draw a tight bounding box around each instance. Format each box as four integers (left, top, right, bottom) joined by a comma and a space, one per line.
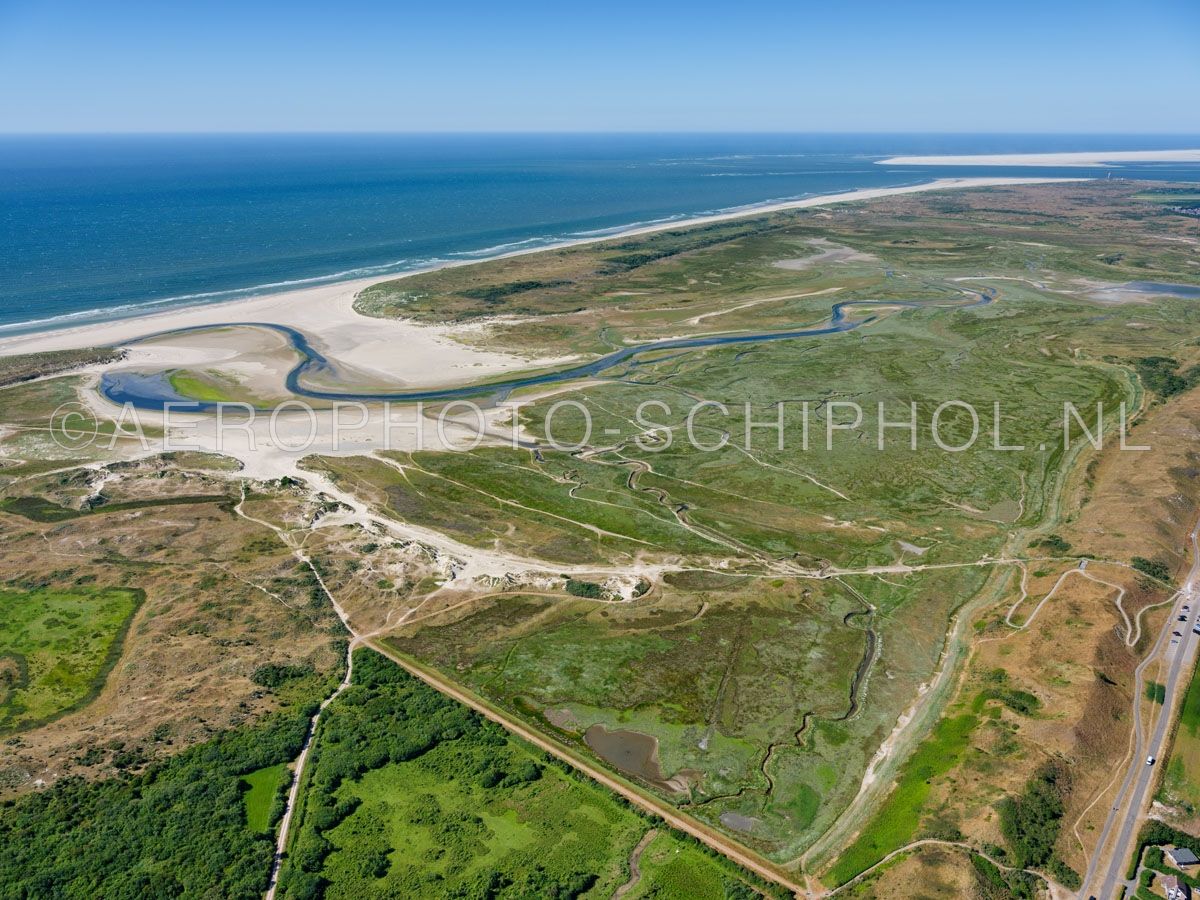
773, 238, 878, 271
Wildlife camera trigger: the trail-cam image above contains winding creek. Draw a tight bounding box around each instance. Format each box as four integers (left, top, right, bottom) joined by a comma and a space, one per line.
100, 291, 994, 411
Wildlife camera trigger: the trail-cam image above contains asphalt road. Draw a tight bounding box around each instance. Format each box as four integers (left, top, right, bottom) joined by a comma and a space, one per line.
1082, 527, 1200, 899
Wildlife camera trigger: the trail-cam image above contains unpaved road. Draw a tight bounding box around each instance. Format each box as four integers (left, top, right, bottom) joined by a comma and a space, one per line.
613, 829, 658, 899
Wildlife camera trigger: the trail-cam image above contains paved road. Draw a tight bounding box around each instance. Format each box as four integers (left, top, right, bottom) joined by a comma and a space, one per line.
1082, 527, 1200, 899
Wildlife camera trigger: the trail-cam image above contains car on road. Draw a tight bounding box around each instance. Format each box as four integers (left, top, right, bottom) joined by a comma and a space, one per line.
1180, 615, 1188, 621
1148, 756, 1156, 765
1174, 631, 1183, 637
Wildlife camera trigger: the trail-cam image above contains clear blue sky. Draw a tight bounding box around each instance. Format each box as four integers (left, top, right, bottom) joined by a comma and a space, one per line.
1, 0, 1197, 133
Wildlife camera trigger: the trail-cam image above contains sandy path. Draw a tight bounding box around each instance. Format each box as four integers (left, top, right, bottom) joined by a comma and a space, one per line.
613, 829, 659, 899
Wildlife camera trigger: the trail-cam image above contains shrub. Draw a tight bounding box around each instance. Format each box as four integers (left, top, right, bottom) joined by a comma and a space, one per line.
1132, 557, 1172, 583
252, 663, 314, 688
564, 579, 606, 599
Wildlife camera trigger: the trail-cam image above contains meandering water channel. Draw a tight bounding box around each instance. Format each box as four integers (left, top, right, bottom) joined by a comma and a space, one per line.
100, 291, 993, 412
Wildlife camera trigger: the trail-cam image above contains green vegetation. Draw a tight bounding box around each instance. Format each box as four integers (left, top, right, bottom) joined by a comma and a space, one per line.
1033, 534, 1071, 553
242, 763, 289, 833
169, 370, 237, 403
564, 578, 607, 599
459, 279, 572, 303
0, 586, 142, 734
968, 853, 1041, 899
1132, 190, 1200, 203
278, 649, 774, 899
625, 830, 765, 899
1146, 681, 1167, 704
0, 492, 230, 523
0, 346, 121, 387
1132, 556, 1173, 583
1133, 356, 1200, 399
827, 711, 980, 885
0, 707, 315, 898
980, 670, 1042, 716
382, 570, 944, 858
252, 663, 316, 688
1159, 657, 1200, 814
997, 762, 1079, 888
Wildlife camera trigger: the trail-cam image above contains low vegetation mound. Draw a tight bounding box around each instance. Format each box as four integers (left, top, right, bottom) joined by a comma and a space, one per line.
0, 347, 122, 387
1134, 356, 1200, 400
0, 586, 142, 734
997, 762, 1080, 888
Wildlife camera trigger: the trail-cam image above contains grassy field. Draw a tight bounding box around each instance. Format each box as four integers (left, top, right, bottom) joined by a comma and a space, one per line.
827, 710, 981, 885
1160, 660, 1200, 817
169, 369, 238, 403
624, 830, 753, 899
242, 762, 288, 833
0, 586, 142, 734
1132, 191, 1200, 203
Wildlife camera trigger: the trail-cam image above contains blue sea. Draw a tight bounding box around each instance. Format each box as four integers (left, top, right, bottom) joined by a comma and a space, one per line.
2, 133, 1199, 333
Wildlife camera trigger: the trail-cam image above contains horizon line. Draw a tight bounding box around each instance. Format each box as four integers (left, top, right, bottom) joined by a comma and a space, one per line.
2, 129, 1200, 138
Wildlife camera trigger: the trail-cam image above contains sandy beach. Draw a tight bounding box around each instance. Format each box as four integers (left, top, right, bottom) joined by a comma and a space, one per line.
0, 176, 1080, 390
879, 149, 1200, 167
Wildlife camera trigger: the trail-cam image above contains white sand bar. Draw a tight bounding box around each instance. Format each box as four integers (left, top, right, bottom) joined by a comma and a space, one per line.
880, 150, 1200, 167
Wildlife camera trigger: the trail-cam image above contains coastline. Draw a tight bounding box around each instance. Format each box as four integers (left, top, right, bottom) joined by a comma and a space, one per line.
0, 176, 1082, 389
879, 149, 1200, 167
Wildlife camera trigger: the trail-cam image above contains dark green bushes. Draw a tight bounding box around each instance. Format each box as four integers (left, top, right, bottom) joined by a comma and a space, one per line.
0, 707, 314, 899
564, 578, 606, 599
1132, 557, 1172, 583
1134, 356, 1200, 399
1033, 535, 1071, 553
459, 280, 571, 303
997, 762, 1080, 887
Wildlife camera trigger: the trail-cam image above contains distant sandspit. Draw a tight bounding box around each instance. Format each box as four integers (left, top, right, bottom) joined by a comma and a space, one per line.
0, 176, 1083, 391
879, 150, 1200, 167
